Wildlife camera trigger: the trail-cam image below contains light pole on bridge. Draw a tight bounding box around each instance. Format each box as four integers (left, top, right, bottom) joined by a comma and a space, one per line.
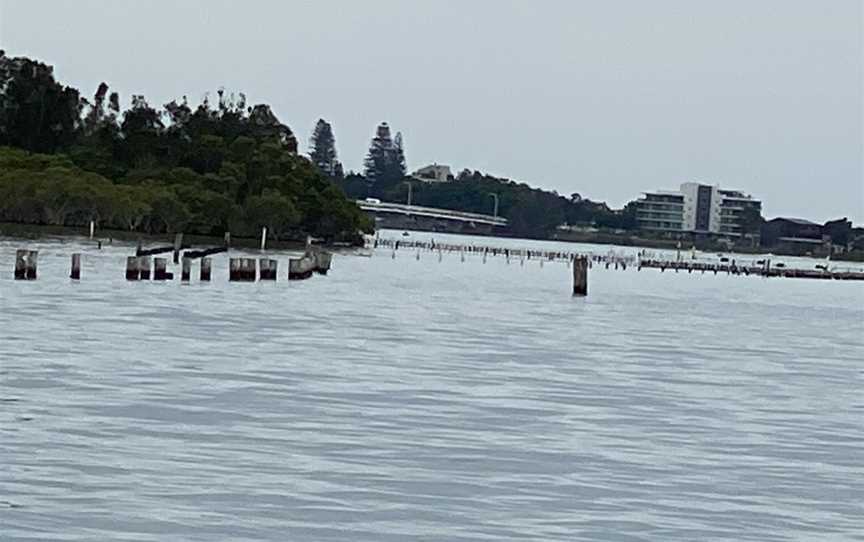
488, 193, 499, 218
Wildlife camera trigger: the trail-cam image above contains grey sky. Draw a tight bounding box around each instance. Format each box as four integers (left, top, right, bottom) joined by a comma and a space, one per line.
1, 0, 862, 222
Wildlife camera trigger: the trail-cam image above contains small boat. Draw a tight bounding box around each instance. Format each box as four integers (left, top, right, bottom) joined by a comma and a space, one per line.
402, 231, 410, 237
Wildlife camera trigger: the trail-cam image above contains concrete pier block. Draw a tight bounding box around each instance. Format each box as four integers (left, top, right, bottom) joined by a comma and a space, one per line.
573, 256, 588, 296
70, 253, 81, 280
200, 257, 212, 281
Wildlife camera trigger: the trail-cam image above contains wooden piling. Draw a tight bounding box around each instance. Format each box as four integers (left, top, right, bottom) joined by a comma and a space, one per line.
260, 227, 267, 251
154, 257, 172, 280
181, 257, 191, 282
573, 256, 588, 296
70, 253, 81, 280
126, 256, 140, 281
138, 256, 151, 280
173, 233, 183, 264
229, 258, 256, 282
200, 257, 212, 281
259, 258, 278, 280
14, 250, 37, 280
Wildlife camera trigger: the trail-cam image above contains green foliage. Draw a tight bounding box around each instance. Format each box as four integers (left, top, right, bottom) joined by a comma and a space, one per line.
363, 122, 406, 184
309, 119, 342, 178
0, 53, 367, 242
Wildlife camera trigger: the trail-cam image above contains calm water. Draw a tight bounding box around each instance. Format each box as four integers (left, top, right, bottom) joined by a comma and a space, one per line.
1, 232, 863, 541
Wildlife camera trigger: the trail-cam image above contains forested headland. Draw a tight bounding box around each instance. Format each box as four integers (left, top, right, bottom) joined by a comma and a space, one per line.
0, 52, 371, 243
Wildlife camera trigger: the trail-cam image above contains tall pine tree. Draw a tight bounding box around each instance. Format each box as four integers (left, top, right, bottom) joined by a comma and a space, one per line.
364, 122, 406, 184
309, 119, 342, 177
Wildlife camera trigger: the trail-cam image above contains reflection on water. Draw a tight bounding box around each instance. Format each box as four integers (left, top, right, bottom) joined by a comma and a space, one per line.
1, 232, 863, 541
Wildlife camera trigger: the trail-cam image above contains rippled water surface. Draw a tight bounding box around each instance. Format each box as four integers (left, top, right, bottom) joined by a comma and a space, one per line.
2, 232, 863, 541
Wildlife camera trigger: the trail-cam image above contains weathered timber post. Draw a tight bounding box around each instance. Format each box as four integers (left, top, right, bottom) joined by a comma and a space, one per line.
126, 256, 140, 281
89, 220, 95, 240
224, 232, 231, 247
181, 257, 191, 282
260, 227, 268, 251
154, 258, 172, 280
138, 257, 152, 280
70, 253, 81, 280
173, 233, 183, 264
573, 256, 588, 296
14, 250, 37, 280
243, 258, 257, 281
200, 257, 212, 281
259, 258, 277, 280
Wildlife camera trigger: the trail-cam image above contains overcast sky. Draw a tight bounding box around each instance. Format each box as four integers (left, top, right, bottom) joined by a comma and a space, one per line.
1, 0, 861, 222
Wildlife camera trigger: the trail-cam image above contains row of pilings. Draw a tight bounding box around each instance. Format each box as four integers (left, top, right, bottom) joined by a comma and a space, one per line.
7, 246, 332, 283
372, 237, 864, 281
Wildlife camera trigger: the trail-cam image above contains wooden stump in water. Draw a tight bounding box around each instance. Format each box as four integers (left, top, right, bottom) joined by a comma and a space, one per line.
573, 256, 588, 296
154, 258, 172, 280
259, 258, 278, 280
229, 258, 257, 281
200, 257, 212, 282
14, 250, 38, 280
70, 253, 81, 280
181, 257, 191, 282
138, 257, 151, 280
126, 256, 140, 281
173, 233, 183, 264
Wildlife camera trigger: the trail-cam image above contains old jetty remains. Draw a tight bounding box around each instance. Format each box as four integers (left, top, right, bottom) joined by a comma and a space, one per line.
6, 232, 336, 284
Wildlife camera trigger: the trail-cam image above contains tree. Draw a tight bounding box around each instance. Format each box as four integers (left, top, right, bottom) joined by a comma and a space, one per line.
391, 131, 406, 181
309, 119, 342, 178
364, 122, 406, 184
0, 51, 81, 153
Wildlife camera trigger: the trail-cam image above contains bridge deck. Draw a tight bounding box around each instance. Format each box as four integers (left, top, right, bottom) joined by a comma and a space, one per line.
357, 200, 508, 227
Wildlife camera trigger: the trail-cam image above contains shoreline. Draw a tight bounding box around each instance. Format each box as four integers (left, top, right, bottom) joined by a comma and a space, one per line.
0, 222, 322, 252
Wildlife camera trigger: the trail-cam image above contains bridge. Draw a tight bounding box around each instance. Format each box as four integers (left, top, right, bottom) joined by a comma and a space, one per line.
356, 200, 508, 230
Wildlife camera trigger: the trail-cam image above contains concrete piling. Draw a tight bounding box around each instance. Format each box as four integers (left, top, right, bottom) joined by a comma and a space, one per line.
200, 258, 212, 281
154, 257, 172, 280
138, 257, 152, 280
573, 256, 588, 296
181, 257, 191, 282
70, 253, 81, 280
126, 256, 140, 281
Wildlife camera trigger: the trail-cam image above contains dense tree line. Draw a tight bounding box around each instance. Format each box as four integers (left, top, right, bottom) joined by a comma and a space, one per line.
0, 52, 370, 241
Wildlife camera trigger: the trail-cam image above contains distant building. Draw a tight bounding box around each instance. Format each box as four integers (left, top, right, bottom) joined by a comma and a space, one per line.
412, 164, 453, 183
636, 182, 761, 236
